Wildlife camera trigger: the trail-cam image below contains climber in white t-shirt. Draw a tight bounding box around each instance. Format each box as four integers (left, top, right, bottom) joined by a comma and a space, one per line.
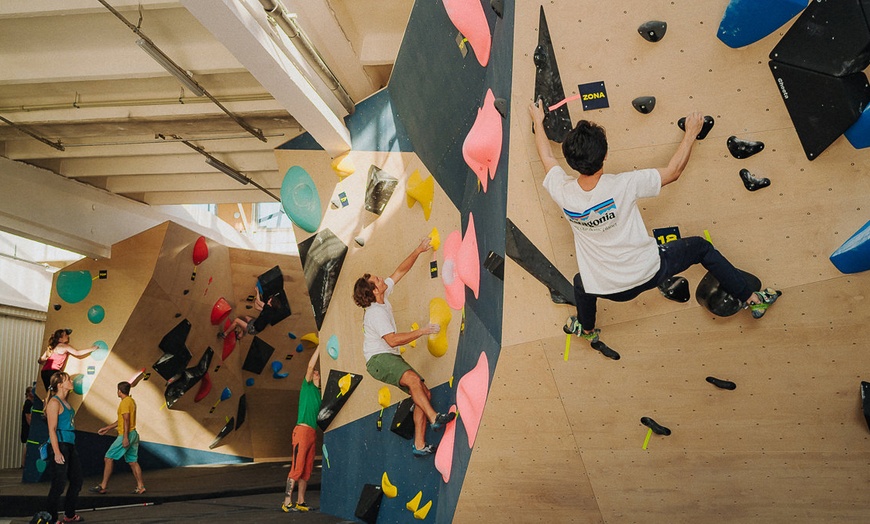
529, 100, 780, 358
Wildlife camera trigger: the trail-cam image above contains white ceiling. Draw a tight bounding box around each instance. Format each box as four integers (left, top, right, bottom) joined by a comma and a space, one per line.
0, 0, 412, 206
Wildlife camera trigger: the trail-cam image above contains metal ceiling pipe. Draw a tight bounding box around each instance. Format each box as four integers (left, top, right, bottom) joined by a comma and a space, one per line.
258, 0, 355, 114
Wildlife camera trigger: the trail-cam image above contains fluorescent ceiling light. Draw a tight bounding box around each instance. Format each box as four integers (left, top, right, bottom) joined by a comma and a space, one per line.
136, 38, 206, 97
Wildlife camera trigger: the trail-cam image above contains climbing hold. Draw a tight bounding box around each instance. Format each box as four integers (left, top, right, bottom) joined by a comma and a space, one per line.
327, 334, 339, 360
727, 135, 764, 158
194, 372, 212, 402
56, 270, 93, 304
718, 0, 807, 49
535, 7, 573, 142
209, 417, 235, 450
381, 472, 398, 498
295, 343, 304, 353
640, 416, 671, 436
354, 236, 365, 247
271, 361, 288, 379
457, 352, 489, 447
331, 152, 355, 181
591, 340, 620, 360
365, 165, 399, 216
443, 0, 491, 66
678, 115, 715, 140
428, 298, 452, 357
406, 169, 435, 220
706, 376, 737, 390
831, 219, 870, 274
638, 20, 667, 42
87, 305, 105, 324
210, 297, 232, 325
337, 373, 352, 397
434, 405, 458, 483
696, 269, 762, 317
91, 340, 109, 361
463, 89, 503, 193
631, 96, 656, 114
658, 276, 690, 302
192, 236, 209, 266
739, 168, 770, 191
280, 166, 322, 234
442, 213, 481, 310
490, 0, 503, 18
53, 304, 61, 311
406, 491, 423, 512
378, 386, 391, 409
300, 332, 318, 345
429, 228, 441, 251
246, 377, 255, 387
414, 499, 433, 520
493, 97, 508, 118
409, 322, 419, 348
861, 381, 870, 431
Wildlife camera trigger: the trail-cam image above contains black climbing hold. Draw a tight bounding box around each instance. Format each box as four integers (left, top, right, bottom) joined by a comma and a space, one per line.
183, 289, 189, 295
174, 312, 181, 318
696, 269, 761, 317
494, 98, 508, 119
658, 276, 690, 302
534, 6, 573, 143
506, 219, 575, 305
861, 381, 870, 432
641, 416, 671, 436
727, 136, 764, 159
53, 304, 61, 311
483, 251, 505, 281
678, 115, 715, 140
632, 96, 656, 114
706, 376, 737, 390
591, 340, 620, 360
638, 21, 667, 43
490, 0, 504, 18
739, 168, 770, 191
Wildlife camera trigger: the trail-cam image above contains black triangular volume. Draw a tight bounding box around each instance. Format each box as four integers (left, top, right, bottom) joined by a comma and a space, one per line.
534, 6, 573, 143
769, 61, 870, 159
505, 218, 575, 305
770, 0, 870, 77
317, 369, 363, 431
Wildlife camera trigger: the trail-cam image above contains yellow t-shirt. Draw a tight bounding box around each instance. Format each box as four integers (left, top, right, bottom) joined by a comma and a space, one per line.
117, 396, 136, 434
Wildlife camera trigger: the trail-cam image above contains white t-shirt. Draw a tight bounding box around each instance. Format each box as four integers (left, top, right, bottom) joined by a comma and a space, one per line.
543, 165, 662, 294
362, 277, 400, 362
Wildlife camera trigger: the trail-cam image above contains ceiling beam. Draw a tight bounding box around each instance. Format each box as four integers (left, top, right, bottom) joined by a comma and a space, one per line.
181, 0, 351, 156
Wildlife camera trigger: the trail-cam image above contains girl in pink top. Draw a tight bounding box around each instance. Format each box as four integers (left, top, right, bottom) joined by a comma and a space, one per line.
38, 329, 97, 390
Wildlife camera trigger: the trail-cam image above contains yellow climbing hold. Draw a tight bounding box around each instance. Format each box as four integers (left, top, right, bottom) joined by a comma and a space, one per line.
378, 386, 391, 409
406, 170, 434, 221
428, 228, 441, 251
410, 322, 419, 348
406, 490, 422, 512
331, 152, 355, 181
381, 471, 398, 498
337, 373, 351, 397
428, 297, 452, 357
414, 499, 433, 520
300, 332, 319, 346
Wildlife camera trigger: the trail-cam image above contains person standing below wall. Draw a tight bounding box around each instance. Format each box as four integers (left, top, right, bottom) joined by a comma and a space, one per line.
20, 385, 34, 468
38, 329, 98, 390
44, 372, 84, 523
89, 381, 145, 495
281, 346, 321, 513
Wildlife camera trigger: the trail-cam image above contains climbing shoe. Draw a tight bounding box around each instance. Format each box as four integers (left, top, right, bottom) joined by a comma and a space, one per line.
563, 316, 600, 342
281, 504, 293, 513
430, 412, 455, 431
412, 443, 436, 457
749, 288, 781, 319
294, 503, 310, 512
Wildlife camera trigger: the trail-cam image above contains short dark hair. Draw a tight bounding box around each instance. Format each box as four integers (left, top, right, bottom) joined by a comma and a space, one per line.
118, 382, 131, 396
562, 120, 608, 175
353, 274, 376, 308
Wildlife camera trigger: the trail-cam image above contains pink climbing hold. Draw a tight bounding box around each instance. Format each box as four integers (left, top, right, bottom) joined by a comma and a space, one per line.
434, 405, 458, 483
222, 329, 237, 361
462, 89, 502, 193
442, 213, 481, 310
443, 0, 491, 67
195, 372, 212, 402
211, 297, 232, 325
192, 236, 209, 266
456, 351, 489, 448
457, 213, 480, 300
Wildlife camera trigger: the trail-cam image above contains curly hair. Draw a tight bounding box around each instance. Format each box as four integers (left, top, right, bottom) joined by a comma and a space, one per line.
353, 274, 376, 308
562, 120, 608, 175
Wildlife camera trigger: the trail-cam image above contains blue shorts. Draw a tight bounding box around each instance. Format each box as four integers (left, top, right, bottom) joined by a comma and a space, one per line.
105, 429, 139, 463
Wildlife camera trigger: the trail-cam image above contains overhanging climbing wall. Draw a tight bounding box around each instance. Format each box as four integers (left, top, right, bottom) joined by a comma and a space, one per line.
26, 221, 318, 480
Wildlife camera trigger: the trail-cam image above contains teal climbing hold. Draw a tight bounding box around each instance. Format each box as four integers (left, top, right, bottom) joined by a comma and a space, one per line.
56, 270, 93, 304
87, 305, 105, 324
280, 166, 322, 233
327, 334, 339, 360
72, 374, 92, 395
92, 340, 109, 361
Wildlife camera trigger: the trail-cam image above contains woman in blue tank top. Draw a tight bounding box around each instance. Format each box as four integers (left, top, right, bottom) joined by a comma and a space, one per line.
44, 372, 84, 523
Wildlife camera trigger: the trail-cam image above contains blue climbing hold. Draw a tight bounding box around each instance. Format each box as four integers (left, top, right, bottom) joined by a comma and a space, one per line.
717, 0, 808, 49
831, 219, 870, 274
56, 270, 93, 304
245, 378, 255, 387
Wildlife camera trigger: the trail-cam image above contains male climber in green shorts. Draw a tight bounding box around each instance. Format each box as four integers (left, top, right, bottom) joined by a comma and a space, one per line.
353, 238, 455, 457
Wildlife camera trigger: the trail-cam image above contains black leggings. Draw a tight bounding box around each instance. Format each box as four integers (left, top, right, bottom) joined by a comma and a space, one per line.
47, 442, 83, 522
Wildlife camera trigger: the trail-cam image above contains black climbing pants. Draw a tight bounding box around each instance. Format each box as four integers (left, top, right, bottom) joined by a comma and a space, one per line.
46, 442, 83, 522
573, 236, 755, 331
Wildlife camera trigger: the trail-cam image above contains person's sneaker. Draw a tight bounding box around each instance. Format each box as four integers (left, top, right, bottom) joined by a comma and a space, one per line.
61, 515, 84, 523
87, 484, 106, 494
430, 412, 456, 431
294, 502, 311, 512
412, 443, 437, 457
563, 315, 582, 335
580, 328, 601, 343
749, 288, 781, 319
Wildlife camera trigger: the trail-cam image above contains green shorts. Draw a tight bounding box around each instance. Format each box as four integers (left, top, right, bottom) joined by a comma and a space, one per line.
366, 353, 421, 394
105, 429, 139, 463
